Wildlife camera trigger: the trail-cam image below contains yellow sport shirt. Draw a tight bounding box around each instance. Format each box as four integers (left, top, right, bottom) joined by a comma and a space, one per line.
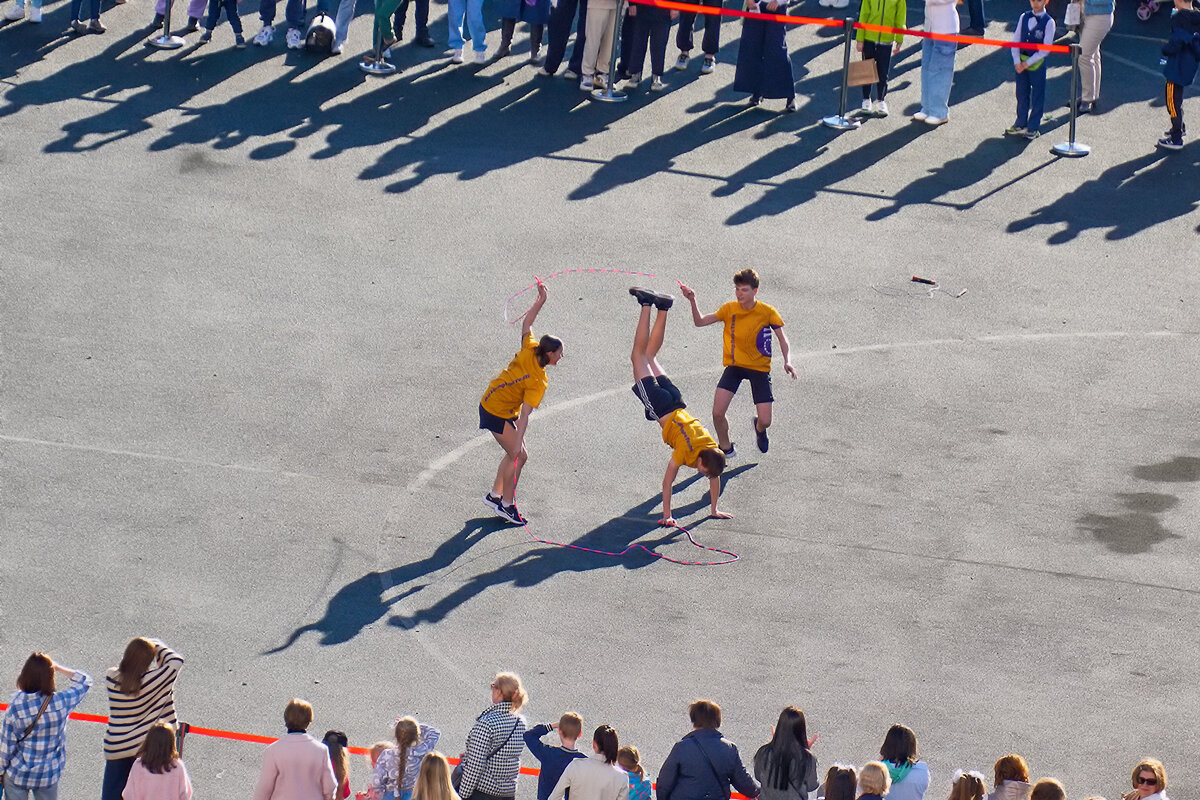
480, 332, 549, 419
662, 409, 718, 467
715, 301, 784, 372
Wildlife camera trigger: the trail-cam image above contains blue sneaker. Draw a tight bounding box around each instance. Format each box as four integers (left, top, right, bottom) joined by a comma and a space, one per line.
752, 417, 769, 453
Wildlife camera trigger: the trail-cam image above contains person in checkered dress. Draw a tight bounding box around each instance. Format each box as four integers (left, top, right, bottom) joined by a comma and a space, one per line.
457, 673, 529, 800
0, 653, 93, 799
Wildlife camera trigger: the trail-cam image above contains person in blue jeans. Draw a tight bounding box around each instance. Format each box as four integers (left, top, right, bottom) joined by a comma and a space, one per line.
447, 0, 488, 62
1005, 0, 1055, 140
913, 0, 958, 125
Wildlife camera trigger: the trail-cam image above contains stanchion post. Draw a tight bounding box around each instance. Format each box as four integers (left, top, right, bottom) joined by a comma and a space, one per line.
592, 0, 629, 102
821, 17, 861, 130
1051, 42, 1089, 157
360, 23, 398, 75
147, 0, 185, 49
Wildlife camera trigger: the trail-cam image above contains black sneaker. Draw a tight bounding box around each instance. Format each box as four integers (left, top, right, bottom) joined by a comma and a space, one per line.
1156, 136, 1183, 151
499, 503, 526, 525
483, 493, 504, 515
720, 443, 736, 459
150, 12, 164, 27
652, 292, 675, 311
753, 417, 769, 453
182, 15, 199, 31
198, 28, 211, 42
630, 286, 657, 306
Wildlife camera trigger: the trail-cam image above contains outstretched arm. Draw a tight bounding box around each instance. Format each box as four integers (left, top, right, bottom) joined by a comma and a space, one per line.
709, 476, 732, 519
521, 278, 548, 337
679, 284, 719, 327
660, 458, 682, 525
774, 328, 797, 379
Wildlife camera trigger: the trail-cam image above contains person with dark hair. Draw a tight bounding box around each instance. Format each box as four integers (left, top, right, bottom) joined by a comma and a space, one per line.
252, 699, 337, 800
679, 269, 796, 458
324, 731, 351, 799
0, 653, 92, 799
878, 725, 928, 800
657, 700, 759, 800
549, 726, 628, 800
525, 713, 587, 800
754, 707, 818, 800
819, 765, 857, 800
628, 288, 731, 527
102, 639, 185, 800
1029, 779, 1065, 800
120, 722, 193, 800
479, 278, 563, 526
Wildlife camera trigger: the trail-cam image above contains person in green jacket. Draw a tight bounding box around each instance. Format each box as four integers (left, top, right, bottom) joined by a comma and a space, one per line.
855, 0, 906, 116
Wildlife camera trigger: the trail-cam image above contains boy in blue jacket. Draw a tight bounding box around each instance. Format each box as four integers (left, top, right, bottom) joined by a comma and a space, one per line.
524, 713, 587, 800
1158, 0, 1200, 150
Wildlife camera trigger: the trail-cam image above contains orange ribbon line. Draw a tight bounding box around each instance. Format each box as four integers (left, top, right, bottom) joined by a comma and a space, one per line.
627, 0, 1071, 53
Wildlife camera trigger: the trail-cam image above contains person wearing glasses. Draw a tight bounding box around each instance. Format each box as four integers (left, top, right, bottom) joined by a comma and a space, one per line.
457, 674, 528, 800
1122, 760, 1169, 800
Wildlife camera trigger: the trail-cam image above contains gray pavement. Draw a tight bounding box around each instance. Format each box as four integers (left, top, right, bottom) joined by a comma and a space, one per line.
2, 0, 1199, 798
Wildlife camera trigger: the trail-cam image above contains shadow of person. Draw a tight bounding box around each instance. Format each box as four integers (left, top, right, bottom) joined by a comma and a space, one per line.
385, 463, 756, 629
264, 515, 515, 654
0, 8, 78, 84
1006, 149, 1198, 242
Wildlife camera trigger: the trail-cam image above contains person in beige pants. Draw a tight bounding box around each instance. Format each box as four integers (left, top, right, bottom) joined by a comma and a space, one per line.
1076, 0, 1114, 112
580, 0, 618, 89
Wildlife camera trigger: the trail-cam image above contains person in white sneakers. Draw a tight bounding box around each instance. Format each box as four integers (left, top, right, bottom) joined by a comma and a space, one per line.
855, 0, 904, 116
578, 0, 618, 90
4, 0, 44, 23
252, 0, 304, 47
913, 0, 958, 124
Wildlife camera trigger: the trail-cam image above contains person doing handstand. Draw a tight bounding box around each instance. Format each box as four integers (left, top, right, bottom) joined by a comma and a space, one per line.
628, 287, 730, 526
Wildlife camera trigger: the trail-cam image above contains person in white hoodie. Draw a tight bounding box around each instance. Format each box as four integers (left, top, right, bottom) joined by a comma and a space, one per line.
549, 726, 629, 800
1121, 759, 1170, 800
987, 754, 1033, 800
913, 0, 958, 124
877, 725, 929, 800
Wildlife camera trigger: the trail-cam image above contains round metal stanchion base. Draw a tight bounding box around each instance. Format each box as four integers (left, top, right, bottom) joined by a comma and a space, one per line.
1050, 141, 1091, 158
360, 59, 398, 75
590, 87, 627, 102
821, 114, 861, 131
148, 34, 186, 49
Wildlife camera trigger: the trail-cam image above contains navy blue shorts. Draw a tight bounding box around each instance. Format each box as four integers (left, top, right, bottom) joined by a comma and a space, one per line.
717, 365, 774, 404
632, 375, 687, 421
479, 404, 517, 434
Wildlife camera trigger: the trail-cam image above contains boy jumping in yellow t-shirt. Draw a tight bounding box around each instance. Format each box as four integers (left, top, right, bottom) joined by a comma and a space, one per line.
679, 269, 796, 456
629, 287, 731, 526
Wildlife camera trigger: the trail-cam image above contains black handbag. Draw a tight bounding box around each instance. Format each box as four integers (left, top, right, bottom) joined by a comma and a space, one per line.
452, 718, 521, 796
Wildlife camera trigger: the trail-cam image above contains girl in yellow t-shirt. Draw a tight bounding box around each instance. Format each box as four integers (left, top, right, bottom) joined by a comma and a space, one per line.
479, 279, 564, 525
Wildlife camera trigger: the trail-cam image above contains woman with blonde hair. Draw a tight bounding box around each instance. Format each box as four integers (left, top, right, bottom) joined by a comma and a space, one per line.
456, 673, 527, 800
414, 752, 460, 800
858, 762, 892, 800
120, 721, 193, 800
1121, 760, 1168, 800
369, 717, 441, 800
102, 638, 185, 800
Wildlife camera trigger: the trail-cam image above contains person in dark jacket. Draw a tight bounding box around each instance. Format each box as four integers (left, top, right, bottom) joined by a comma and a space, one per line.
753, 707, 818, 800
657, 700, 761, 800
525, 713, 587, 800
732, 0, 797, 112
1158, 0, 1200, 150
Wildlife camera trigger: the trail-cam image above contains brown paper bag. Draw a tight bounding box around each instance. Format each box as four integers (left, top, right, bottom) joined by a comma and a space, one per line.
847, 58, 880, 87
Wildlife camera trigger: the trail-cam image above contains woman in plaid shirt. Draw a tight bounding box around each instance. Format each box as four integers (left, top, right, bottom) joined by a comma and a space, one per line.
0, 653, 93, 800
456, 673, 528, 800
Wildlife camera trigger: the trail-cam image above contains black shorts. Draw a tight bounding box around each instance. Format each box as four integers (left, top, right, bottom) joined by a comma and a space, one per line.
479, 404, 517, 434
717, 365, 774, 404
632, 375, 687, 422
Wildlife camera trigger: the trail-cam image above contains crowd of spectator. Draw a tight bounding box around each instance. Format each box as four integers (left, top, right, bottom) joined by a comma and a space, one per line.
0, 646, 1178, 800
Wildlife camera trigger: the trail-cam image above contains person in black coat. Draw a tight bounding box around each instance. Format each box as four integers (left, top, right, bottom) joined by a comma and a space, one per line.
1158, 0, 1200, 149
732, 0, 797, 111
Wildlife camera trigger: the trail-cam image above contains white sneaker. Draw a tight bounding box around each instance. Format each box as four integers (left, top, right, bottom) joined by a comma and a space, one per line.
285, 27, 302, 48
28, 4, 41, 21
563, 68, 579, 79
473, 49, 486, 63
579, 75, 594, 90
621, 76, 639, 91
593, 72, 607, 89
923, 114, 947, 125
860, 99, 873, 114
911, 111, 928, 121
4, 4, 25, 20
650, 75, 664, 91
537, 66, 553, 76
450, 48, 463, 62
876, 99, 888, 116
253, 23, 273, 45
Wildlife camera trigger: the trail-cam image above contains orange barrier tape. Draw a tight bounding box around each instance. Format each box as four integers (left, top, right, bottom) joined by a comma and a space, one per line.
627, 0, 1070, 52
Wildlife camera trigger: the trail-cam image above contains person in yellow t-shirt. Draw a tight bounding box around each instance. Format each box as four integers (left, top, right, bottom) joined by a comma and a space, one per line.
679, 268, 796, 457
628, 286, 731, 527
478, 279, 564, 525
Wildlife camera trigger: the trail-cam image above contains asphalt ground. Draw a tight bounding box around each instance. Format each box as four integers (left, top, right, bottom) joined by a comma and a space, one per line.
2, 0, 1199, 797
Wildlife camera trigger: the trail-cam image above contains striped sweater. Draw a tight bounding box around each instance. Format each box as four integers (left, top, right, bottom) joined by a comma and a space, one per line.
103, 641, 184, 759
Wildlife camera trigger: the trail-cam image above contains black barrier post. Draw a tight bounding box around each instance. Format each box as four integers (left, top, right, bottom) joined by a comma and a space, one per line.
361, 25, 398, 75
592, 0, 629, 102
821, 17, 861, 130
147, 0, 185, 49
1051, 42, 1089, 157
